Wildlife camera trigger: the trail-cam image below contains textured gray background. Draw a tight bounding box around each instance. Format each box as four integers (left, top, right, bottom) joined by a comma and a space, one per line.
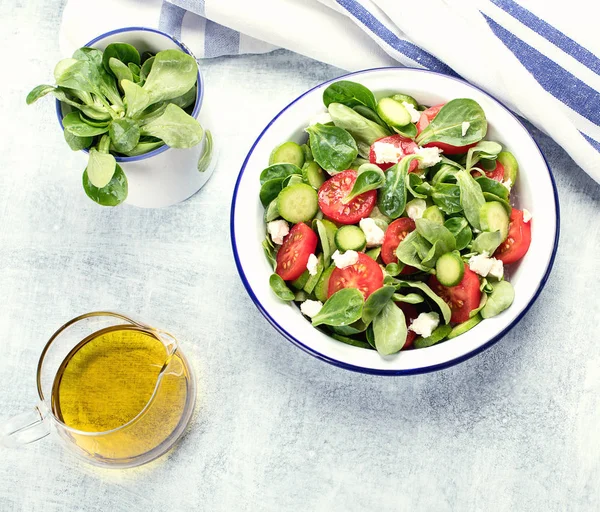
0, 1, 599, 511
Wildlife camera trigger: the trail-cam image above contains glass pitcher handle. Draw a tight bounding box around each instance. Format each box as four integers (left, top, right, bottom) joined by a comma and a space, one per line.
1, 404, 51, 448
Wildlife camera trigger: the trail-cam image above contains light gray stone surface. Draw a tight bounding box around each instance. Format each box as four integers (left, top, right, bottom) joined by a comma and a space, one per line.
0, 2, 598, 511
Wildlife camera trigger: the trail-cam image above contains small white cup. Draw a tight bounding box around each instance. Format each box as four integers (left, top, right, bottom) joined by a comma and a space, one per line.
56, 27, 215, 208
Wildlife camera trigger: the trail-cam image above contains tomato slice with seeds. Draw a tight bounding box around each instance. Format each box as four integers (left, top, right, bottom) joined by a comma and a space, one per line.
380, 217, 417, 274
417, 104, 477, 155
471, 159, 505, 182
396, 303, 419, 349
429, 265, 481, 324
328, 252, 383, 299
318, 170, 377, 225
275, 222, 318, 281
369, 134, 419, 172
494, 208, 531, 264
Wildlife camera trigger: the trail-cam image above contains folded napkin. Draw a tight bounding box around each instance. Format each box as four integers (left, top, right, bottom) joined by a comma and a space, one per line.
60, 0, 600, 183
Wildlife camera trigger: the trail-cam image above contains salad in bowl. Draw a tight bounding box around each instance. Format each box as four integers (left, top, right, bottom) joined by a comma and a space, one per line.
232, 68, 558, 374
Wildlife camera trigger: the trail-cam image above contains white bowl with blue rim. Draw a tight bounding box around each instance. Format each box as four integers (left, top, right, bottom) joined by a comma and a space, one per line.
231, 67, 559, 375
56, 27, 215, 208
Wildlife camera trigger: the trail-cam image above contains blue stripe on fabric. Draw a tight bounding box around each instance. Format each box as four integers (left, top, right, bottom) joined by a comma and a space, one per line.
167, 0, 205, 16
204, 20, 241, 58
159, 1, 187, 39
581, 132, 600, 153
484, 15, 600, 126
491, 0, 600, 76
336, 0, 458, 77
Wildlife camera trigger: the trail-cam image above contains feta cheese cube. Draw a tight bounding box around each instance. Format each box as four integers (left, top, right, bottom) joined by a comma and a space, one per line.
406, 199, 427, 221
415, 146, 442, 168
469, 252, 504, 279
332, 250, 359, 269
359, 218, 385, 247
502, 178, 512, 191
372, 142, 404, 164
300, 300, 323, 318
522, 208, 532, 223
267, 220, 290, 245
306, 254, 319, 276
402, 101, 421, 124
409, 312, 440, 338
309, 112, 333, 126
461, 121, 470, 137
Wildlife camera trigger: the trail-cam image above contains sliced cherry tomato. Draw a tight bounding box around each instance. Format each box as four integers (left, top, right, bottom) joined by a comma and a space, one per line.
417, 104, 477, 155
328, 252, 383, 299
471, 159, 505, 182
494, 208, 531, 264
318, 170, 377, 225
369, 134, 419, 172
428, 265, 481, 324
275, 222, 318, 281
396, 303, 419, 349
380, 217, 417, 274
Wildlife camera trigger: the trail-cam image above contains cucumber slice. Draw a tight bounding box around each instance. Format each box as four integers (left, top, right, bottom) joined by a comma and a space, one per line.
376, 97, 411, 128
497, 151, 518, 184
335, 225, 367, 252
302, 161, 326, 189
480, 201, 510, 240
447, 314, 482, 339
290, 270, 310, 291
304, 254, 324, 294
422, 205, 444, 225
277, 183, 319, 224
366, 247, 381, 261
391, 93, 418, 109
269, 141, 305, 168
314, 264, 335, 302
264, 199, 279, 222
435, 252, 465, 287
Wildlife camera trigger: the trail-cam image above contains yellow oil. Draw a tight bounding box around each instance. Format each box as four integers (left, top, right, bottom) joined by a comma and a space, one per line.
51, 325, 192, 460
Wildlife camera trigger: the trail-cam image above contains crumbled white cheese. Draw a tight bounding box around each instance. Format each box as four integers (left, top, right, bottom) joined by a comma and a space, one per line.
406, 199, 427, 221
461, 121, 471, 137
332, 250, 359, 269
300, 300, 323, 318
402, 101, 421, 124
306, 254, 319, 276
469, 252, 504, 279
309, 111, 333, 126
359, 218, 385, 247
372, 142, 405, 164
502, 178, 512, 191
522, 208, 532, 223
267, 220, 289, 245
409, 312, 440, 338
415, 146, 442, 168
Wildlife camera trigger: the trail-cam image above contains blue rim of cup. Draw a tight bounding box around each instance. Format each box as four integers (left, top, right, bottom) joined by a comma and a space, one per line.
55, 26, 204, 163
230, 66, 561, 376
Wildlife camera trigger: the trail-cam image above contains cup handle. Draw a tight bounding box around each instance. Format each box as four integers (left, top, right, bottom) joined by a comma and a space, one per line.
1, 404, 51, 448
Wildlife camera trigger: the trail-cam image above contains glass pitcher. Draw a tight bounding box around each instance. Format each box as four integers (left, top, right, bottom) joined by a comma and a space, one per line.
1, 312, 196, 469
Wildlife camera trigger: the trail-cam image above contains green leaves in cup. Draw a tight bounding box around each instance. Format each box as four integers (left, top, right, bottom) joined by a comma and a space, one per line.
83, 163, 128, 206
86, 147, 116, 188
109, 118, 140, 153
140, 103, 204, 148
142, 49, 198, 105
62, 111, 109, 137
312, 288, 364, 327
305, 123, 358, 173
416, 98, 487, 146
102, 43, 141, 73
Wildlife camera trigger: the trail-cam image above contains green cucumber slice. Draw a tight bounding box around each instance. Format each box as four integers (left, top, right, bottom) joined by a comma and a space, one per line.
290, 270, 310, 291
376, 97, 411, 128
302, 161, 326, 189
497, 151, 518, 184
277, 183, 319, 224
480, 201, 510, 241
391, 93, 418, 109
365, 247, 381, 261
314, 264, 335, 303
435, 252, 465, 287
422, 205, 445, 225
447, 314, 482, 339
335, 225, 367, 252
269, 141, 305, 168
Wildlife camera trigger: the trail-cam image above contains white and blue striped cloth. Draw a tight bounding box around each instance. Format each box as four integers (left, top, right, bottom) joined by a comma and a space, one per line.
60, 0, 600, 182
